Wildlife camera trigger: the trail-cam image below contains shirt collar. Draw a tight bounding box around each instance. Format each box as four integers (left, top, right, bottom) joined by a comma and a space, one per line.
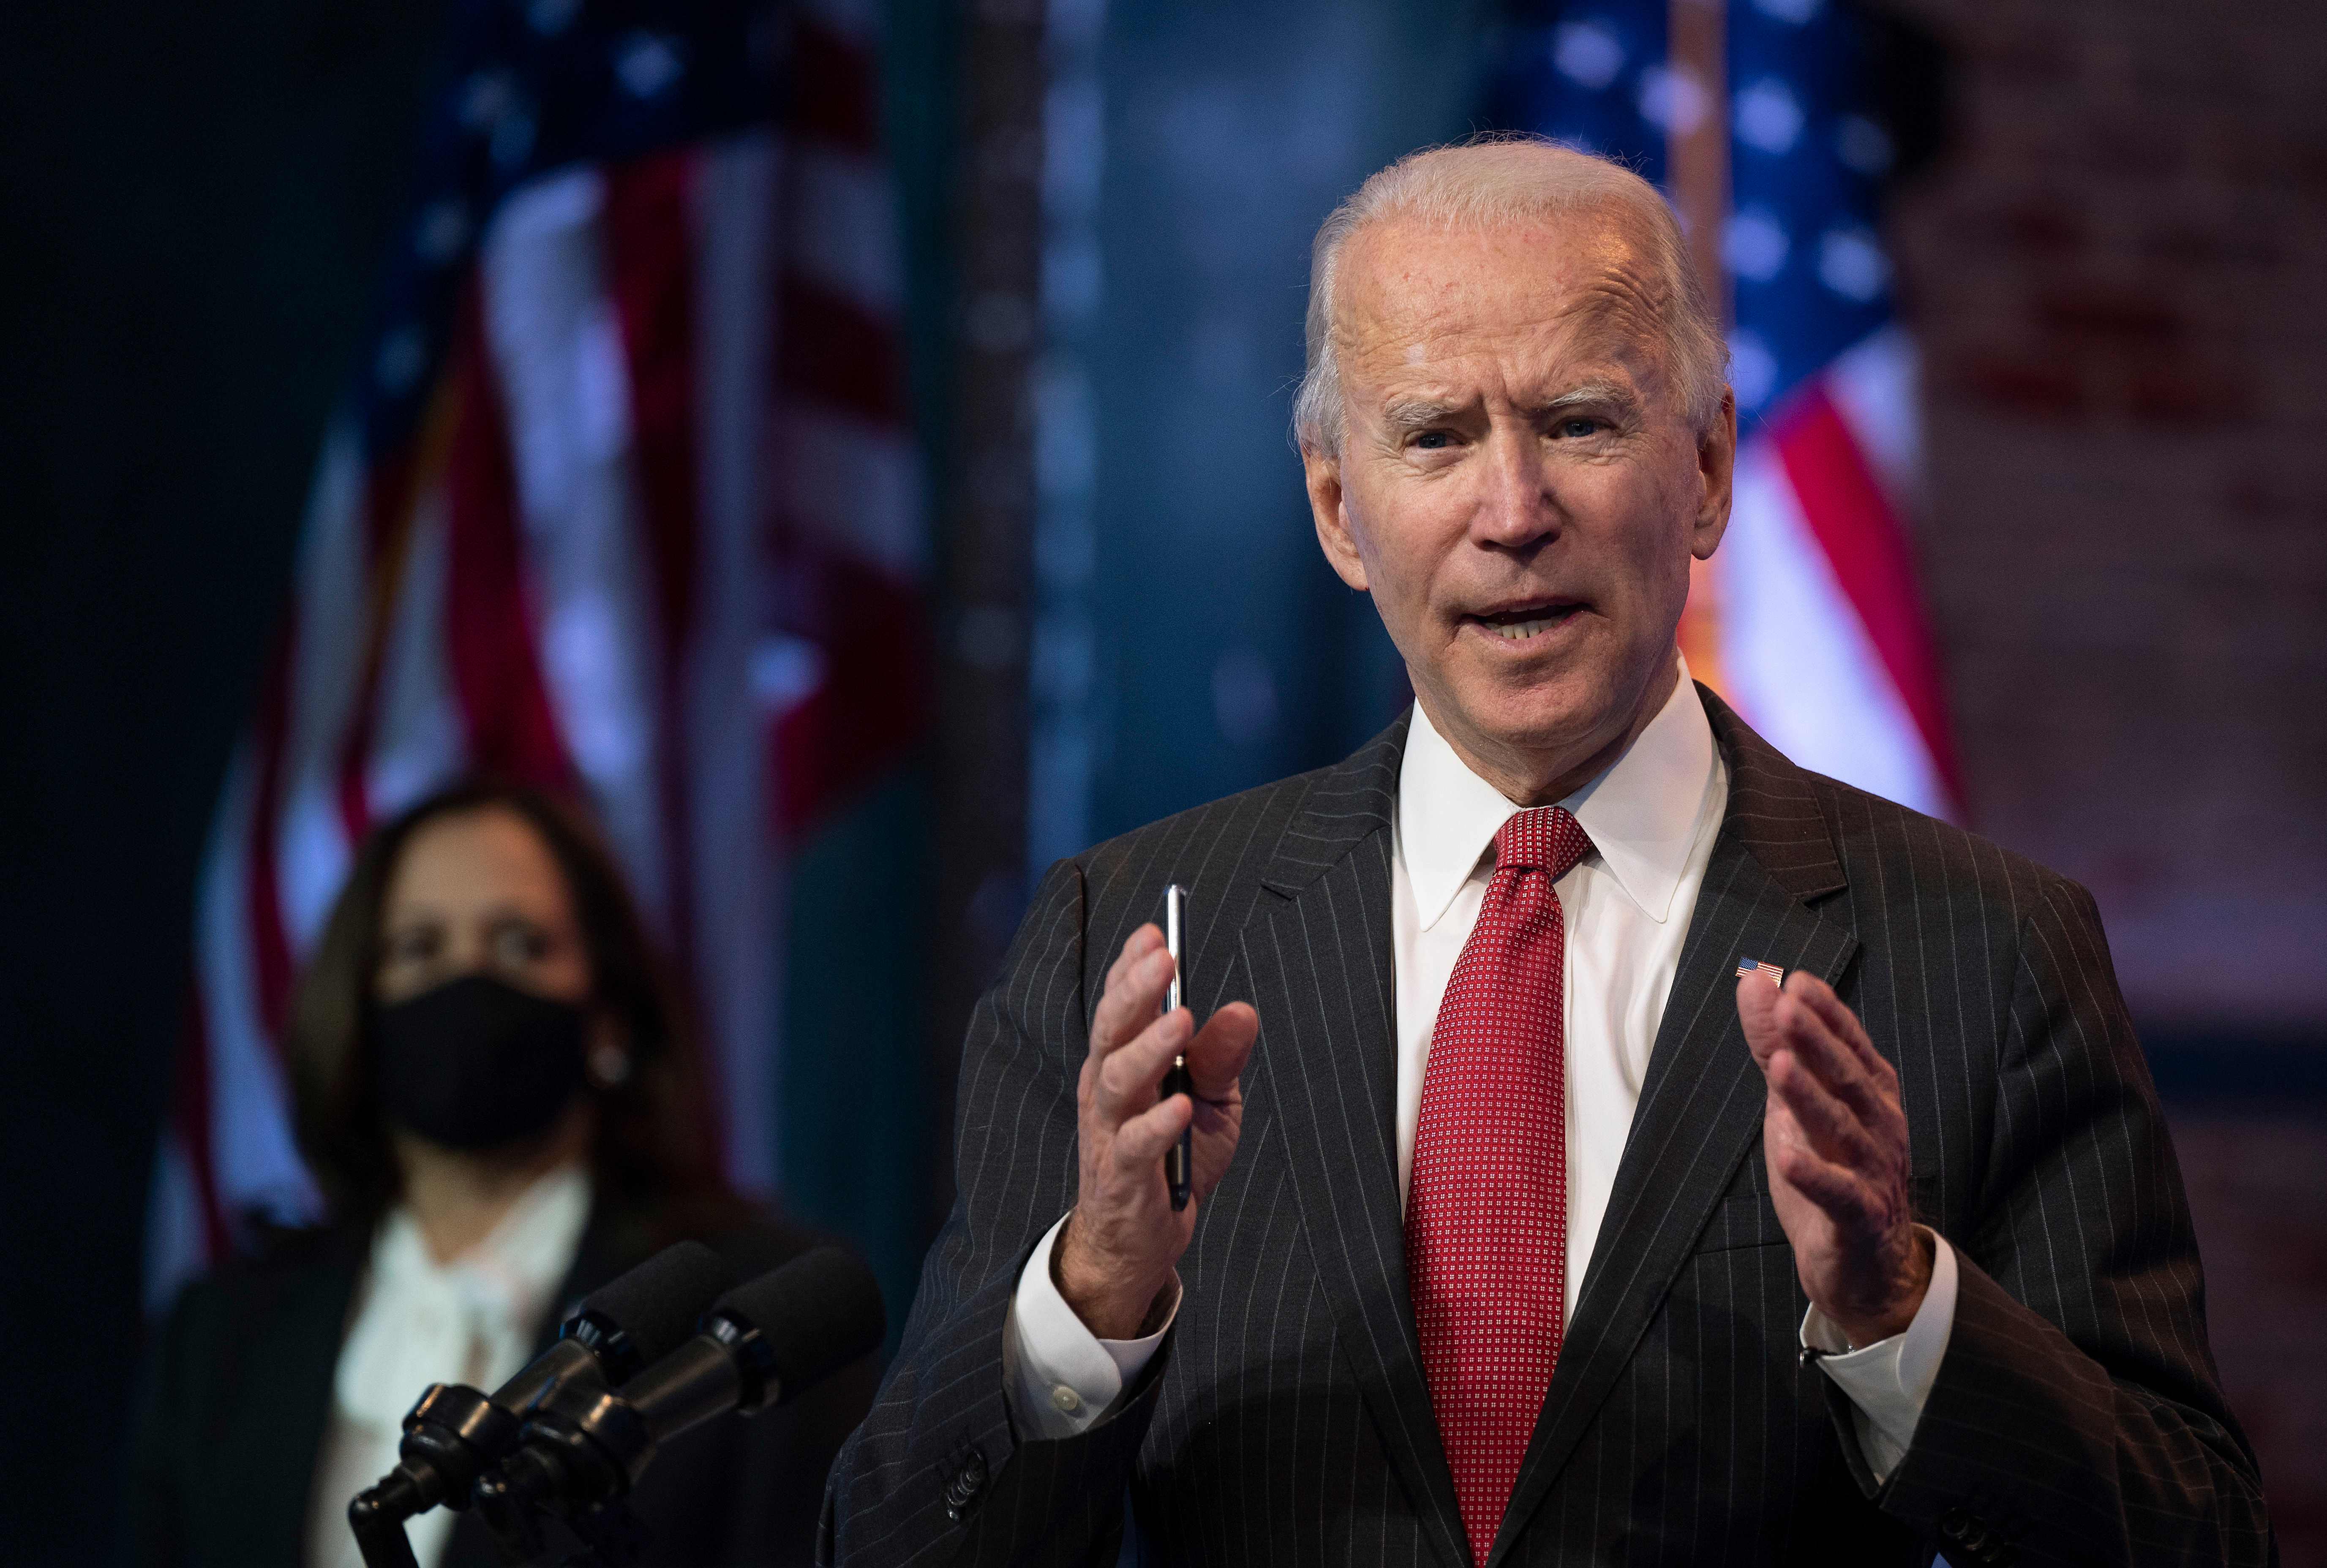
1396, 653, 1719, 931
371, 1160, 593, 1315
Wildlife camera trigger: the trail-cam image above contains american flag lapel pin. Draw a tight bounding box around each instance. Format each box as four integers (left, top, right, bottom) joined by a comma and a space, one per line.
1736, 957, 1785, 985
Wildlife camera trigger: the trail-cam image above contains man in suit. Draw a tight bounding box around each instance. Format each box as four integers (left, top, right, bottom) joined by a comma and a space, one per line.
821, 138, 2271, 1567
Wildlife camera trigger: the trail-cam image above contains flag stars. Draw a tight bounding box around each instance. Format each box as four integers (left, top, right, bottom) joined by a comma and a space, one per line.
413, 200, 469, 266
374, 327, 426, 395
1552, 22, 1624, 91
1724, 206, 1791, 283
1727, 329, 1779, 411
1836, 113, 1895, 176
1817, 226, 1890, 302
491, 108, 537, 172
1637, 63, 1710, 135
615, 33, 686, 100
1733, 76, 1804, 156
460, 71, 515, 131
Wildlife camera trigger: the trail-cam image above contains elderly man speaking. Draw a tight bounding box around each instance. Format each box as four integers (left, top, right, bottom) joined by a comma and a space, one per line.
822, 139, 2270, 1567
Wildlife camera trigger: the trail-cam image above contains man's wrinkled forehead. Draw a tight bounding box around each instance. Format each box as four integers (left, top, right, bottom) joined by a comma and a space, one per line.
1334, 210, 1675, 396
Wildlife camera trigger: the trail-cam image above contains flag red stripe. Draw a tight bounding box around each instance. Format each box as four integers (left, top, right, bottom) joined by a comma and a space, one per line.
773, 550, 931, 836
788, 20, 883, 153
603, 150, 724, 1168
777, 273, 908, 425
442, 278, 576, 790
1771, 384, 1962, 803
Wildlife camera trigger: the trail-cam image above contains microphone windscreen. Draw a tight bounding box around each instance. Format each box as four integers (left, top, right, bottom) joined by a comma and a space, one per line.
576, 1240, 738, 1367
713, 1247, 886, 1406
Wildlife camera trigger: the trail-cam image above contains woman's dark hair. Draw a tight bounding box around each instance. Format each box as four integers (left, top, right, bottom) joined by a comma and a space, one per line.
285, 779, 733, 1233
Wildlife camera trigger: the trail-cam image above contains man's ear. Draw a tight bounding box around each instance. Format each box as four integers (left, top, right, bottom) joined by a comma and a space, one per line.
1689, 389, 1738, 561
1303, 441, 1370, 591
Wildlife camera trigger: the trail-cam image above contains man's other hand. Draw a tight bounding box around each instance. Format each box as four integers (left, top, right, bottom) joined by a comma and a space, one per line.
1738, 969, 1931, 1346
1055, 922, 1260, 1340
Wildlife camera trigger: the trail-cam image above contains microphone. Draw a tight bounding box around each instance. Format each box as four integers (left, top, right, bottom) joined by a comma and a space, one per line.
474, 1246, 884, 1532
346, 1240, 736, 1568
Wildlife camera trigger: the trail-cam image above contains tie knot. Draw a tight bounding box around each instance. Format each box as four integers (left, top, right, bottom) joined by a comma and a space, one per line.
1493, 806, 1592, 879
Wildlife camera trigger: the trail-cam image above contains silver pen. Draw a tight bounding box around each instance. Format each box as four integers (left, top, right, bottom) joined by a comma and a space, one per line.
1162, 885, 1193, 1210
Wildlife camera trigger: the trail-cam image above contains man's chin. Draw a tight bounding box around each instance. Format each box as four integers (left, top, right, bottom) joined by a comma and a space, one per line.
1440, 675, 1619, 761
1426, 644, 1677, 777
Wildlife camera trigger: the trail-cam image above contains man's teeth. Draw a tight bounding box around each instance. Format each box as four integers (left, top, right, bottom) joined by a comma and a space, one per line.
1494, 615, 1561, 640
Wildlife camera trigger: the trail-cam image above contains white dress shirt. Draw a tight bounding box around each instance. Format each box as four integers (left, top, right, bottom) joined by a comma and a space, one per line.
1005, 657, 1955, 1484
305, 1164, 593, 1568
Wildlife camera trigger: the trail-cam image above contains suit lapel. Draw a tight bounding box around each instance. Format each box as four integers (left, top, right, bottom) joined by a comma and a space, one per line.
1238, 717, 1471, 1568
1487, 688, 1860, 1564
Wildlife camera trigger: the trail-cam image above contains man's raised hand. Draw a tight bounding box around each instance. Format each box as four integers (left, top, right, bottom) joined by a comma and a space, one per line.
1055, 922, 1259, 1340
1738, 969, 1930, 1347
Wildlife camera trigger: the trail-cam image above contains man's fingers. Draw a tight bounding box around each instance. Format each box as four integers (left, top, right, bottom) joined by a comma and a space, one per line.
1089, 936, 1174, 1061
1185, 1002, 1259, 1097
1767, 1050, 1883, 1171
1093, 1008, 1191, 1122
1783, 972, 1894, 1086
1109, 1091, 1193, 1168
1101, 923, 1165, 1001
1771, 1142, 1883, 1232
1736, 973, 1783, 1062
1771, 990, 1894, 1130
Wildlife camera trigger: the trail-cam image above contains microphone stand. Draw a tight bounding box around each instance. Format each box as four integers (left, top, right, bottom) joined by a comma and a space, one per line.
346, 1381, 525, 1568
470, 1335, 746, 1565
473, 1480, 646, 1568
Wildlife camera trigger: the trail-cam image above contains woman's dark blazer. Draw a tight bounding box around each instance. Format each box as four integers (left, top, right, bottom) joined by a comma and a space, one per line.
125, 1198, 879, 1568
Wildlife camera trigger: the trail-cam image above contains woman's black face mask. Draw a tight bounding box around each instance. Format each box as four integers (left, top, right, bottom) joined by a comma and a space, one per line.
373, 973, 589, 1152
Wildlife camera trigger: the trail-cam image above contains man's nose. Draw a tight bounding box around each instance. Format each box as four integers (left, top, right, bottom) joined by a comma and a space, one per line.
1468, 428, 1561, 549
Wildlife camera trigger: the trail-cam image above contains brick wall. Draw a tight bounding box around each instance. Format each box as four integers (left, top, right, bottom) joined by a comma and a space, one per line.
1887, 0, 2327, 1030
1885, 5, 2327, 1557
2172, 1108, 2327, 1557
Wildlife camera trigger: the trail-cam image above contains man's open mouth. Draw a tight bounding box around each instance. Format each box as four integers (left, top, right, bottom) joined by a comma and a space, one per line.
1467, 600, 1584, 642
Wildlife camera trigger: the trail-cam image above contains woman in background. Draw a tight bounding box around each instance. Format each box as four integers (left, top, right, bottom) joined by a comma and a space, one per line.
127, 781, 875, 1568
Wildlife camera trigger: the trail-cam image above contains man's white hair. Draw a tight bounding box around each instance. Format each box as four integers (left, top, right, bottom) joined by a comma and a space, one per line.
1292, 134, 1730, 457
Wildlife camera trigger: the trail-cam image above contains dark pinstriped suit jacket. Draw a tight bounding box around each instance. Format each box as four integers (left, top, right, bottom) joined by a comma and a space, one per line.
823, 689, 2272, 1568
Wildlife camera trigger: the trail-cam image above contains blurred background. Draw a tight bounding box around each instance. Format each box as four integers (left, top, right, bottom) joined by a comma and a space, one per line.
2, 0, 2322, 1560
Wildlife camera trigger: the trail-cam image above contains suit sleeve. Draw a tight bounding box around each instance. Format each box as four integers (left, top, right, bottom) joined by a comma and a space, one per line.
1865, 877, 2276, 1567
819, 858, 1167, 1568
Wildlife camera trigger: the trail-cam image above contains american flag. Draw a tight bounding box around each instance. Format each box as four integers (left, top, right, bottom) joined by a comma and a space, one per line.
148, 0, 925, 1300
1489, 0, 1960, 820
1736, 958, 1786, 985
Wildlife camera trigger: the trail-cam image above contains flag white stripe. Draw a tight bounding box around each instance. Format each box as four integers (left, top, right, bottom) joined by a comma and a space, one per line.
1821, 325, 1922, 520
692, 134, 782, 1192
364, 492, 466, 822
196, 745, 319, 1223
785, 146, 905, 318
480, 168, 668, 919
774, 403, 922, 576
1719, 436, 1949, 817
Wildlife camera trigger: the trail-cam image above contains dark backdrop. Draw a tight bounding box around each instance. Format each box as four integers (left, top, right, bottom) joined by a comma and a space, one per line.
0, 2, 450, 1553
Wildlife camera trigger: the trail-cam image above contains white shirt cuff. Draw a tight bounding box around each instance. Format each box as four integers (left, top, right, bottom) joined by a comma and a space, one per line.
1000, 1212, 1181, 1440
1799, 1226, 1959, 1484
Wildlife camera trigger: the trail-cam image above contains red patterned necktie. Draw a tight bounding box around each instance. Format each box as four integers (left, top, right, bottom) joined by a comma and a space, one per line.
1406, 805, 1594, 1566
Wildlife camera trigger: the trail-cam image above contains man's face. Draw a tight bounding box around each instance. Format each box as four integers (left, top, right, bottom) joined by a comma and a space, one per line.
1304, 213, 1735, 795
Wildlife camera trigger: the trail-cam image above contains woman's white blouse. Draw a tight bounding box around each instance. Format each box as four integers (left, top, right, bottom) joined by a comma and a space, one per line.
305, 1165, 591, 1568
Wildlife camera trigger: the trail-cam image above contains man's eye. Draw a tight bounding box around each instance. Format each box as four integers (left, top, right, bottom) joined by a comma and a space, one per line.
1414, 430, 1453, 451
1557, 417, 1602, 439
